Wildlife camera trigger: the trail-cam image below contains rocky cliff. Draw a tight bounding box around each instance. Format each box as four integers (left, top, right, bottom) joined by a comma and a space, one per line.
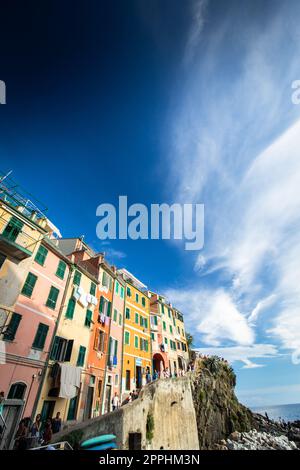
191, 357, 257, 449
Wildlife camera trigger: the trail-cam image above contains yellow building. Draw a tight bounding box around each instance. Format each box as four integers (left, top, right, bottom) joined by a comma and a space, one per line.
119, 269, 152, 399
36, 249, 99, 424
174, 308, 189, 370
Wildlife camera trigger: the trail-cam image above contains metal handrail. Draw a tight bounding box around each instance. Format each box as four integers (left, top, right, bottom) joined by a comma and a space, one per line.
30, 441, 73, 450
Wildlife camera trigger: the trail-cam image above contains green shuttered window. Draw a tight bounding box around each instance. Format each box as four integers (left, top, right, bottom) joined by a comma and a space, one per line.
35, 245, 48, 266
46, 286, 59, 310
65, 298, 75, 319
90, 282, 96, 296
124, 331, 130, 345
77, 346, 86, 366
73, 270, 81, 286
2, 216, 23, 242
56, 260, 66, 279
21, 272, 37, 298
3, 313, 22, 341
85, 309, 92, 327
32, 323, 49, 350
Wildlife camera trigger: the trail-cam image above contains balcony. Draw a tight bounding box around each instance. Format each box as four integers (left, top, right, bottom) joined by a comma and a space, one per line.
0, 215, 39, 260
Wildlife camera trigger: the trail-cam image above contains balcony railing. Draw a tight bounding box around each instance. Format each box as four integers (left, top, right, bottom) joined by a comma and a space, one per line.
0, 215, 39, 260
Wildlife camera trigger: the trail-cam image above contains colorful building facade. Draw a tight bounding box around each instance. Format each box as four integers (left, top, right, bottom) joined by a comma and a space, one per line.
36, 241, 99, 424
119, 269, 152, 400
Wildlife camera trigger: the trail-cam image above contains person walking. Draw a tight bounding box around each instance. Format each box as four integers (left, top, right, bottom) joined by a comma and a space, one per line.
111, 392, 120, 411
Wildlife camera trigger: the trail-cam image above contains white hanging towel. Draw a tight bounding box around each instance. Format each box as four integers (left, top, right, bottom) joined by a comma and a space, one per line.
59, 364, 82, 399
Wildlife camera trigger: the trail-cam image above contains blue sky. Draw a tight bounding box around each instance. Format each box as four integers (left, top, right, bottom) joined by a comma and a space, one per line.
1, 0, 300, 407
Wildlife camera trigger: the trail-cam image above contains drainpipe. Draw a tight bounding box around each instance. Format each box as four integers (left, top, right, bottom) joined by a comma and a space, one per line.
22, 373, 36, 419
30, 264, 74, 422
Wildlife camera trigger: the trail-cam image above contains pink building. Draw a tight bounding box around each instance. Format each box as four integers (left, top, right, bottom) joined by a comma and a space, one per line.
0, 237, 70, 447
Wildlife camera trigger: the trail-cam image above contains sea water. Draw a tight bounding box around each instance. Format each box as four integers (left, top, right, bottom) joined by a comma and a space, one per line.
251, 403, 300, 422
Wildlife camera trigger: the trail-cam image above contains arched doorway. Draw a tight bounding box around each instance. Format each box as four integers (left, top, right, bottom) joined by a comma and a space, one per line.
178, 356, 184, 371
152, 353, 165, 374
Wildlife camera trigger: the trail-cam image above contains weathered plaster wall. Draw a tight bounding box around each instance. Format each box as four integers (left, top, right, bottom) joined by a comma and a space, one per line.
52, 376, 199, 450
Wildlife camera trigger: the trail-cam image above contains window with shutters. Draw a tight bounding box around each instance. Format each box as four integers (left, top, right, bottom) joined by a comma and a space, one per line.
3, 313, 22, 341
144, 318, 148, 329
142, 297, 146, 307
56, 260, 66, 279
119, 313, 122, 326
113, 308, 118, 323
102, 270, 112, 290
35, 245, 48, 266
32, 323, 49, 350
125, 307, 130, 319
134, 335, 139, 349
135, 312, 139, 324
161, 304, 165, 314
139, 315, 144, 327
169, 325, 173, 334
115, 282, 119, 294
120, 286, 124, 299
163, 321, 166, 331
21, 272, 37, 298
2, 216, 24, 242
99, 296, 111, 317
150, 332, 155, 341
94, 329, 106, 352
77, 345, 86, 366
65, 298, 75, 319
73, 270, 81, 286
124, 330, 130, 345
90, 282, 96, 296
85, 309, 92, 327
135, 293, 139, 303
46, 286, 59, 310
50, 336, 73, 362
126, 287, 131, 297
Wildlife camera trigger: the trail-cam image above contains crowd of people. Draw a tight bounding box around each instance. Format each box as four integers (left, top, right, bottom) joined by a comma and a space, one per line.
13, 412, 62, 450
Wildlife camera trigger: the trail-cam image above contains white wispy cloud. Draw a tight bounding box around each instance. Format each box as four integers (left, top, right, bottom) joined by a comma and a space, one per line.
164, 287, 254, 346
165, 0, 300, 365
184, 0, 208, 65
194, 344, 278, 368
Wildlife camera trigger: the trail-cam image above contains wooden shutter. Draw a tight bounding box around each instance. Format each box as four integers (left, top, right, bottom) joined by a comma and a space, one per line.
65, 339, 74, 361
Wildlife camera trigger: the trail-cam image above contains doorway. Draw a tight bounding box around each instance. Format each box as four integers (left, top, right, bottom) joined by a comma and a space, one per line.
136, 366, 142, 389
83, 386, 94, 421
104, 384, 112, 413
40, 400, 55, 432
